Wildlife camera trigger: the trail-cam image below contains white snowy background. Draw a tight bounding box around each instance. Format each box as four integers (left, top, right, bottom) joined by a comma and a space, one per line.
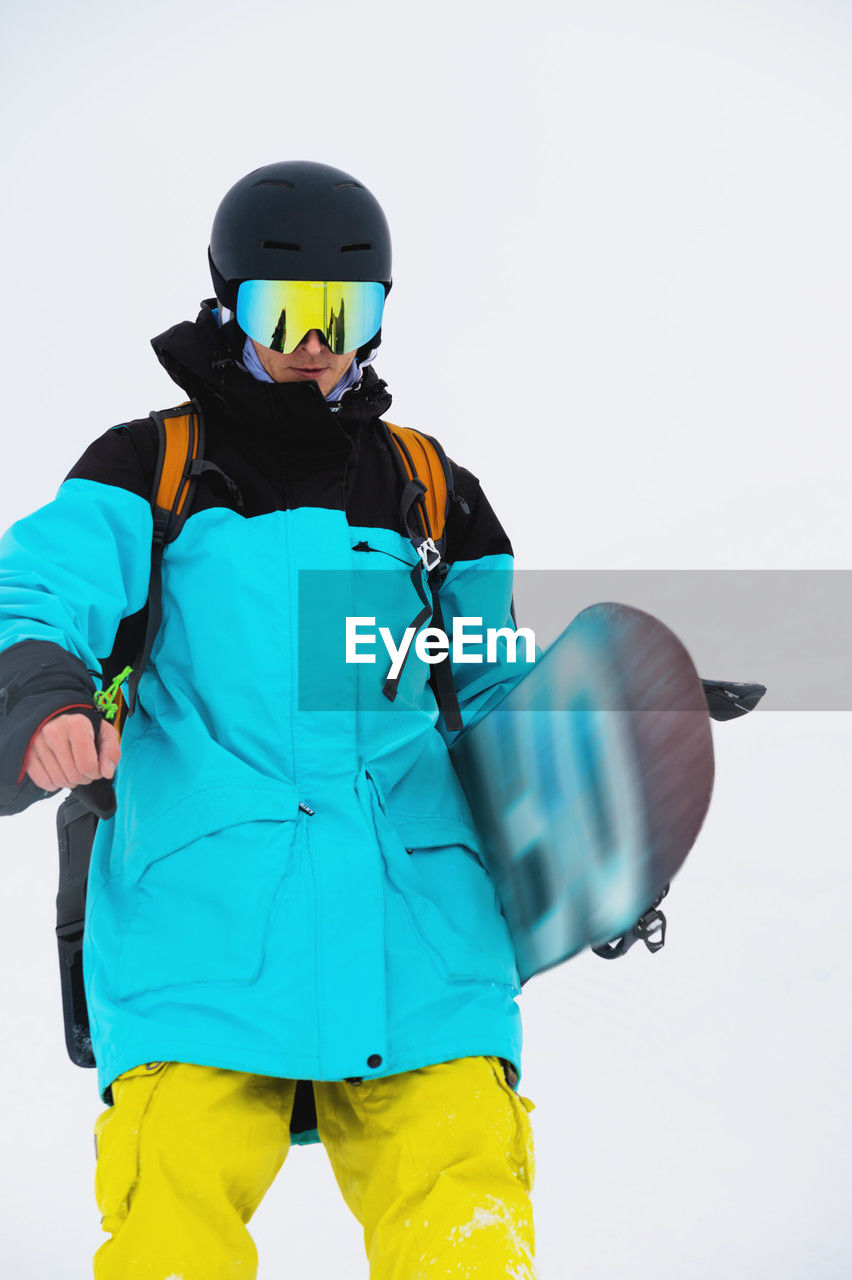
1, 0, 850, 1276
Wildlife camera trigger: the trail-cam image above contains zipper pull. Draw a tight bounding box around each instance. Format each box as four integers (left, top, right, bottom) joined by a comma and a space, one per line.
298, 801, 316, 816
94, 666, 133, 722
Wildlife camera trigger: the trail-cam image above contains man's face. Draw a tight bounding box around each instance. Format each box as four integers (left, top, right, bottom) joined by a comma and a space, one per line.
251, 329, 357, 398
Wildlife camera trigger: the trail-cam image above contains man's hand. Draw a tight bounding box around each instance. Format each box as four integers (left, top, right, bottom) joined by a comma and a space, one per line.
25, 713, 121, 793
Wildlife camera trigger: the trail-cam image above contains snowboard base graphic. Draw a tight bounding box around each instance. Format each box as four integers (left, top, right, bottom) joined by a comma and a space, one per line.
450, 603, 715, 982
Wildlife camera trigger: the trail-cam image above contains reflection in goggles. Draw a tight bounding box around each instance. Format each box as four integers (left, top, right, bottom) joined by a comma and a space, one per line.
267, 297, 349, 353
237, 280, 385, 356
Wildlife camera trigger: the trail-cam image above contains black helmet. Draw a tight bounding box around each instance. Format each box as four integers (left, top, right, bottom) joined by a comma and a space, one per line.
208, 160, 393, 310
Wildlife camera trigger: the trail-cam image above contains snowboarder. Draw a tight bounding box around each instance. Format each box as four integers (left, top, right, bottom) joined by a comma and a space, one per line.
0, 161, 536, 1278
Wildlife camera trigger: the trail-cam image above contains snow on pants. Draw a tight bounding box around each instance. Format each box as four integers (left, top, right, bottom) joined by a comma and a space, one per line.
92, 1054, 536, 1279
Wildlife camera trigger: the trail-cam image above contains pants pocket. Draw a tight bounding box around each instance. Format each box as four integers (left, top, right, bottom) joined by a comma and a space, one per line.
94, 1063, 167, 1233
486, 1055, 536, 1191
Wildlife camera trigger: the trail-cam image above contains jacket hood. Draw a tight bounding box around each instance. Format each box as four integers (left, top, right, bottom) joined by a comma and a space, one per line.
150, 300, 393, 443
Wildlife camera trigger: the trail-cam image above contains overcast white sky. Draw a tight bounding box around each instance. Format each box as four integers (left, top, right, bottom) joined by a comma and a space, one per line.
0, 2, 850, 1276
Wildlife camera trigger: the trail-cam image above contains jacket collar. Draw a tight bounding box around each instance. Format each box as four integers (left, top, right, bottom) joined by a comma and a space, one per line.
150, 300, 393, 451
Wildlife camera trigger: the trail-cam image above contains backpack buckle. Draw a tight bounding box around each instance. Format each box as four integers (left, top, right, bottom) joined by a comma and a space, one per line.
417, 538, 442, 571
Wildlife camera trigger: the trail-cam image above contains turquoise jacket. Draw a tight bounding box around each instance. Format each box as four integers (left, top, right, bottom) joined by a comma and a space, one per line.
0, 303, 528, 1108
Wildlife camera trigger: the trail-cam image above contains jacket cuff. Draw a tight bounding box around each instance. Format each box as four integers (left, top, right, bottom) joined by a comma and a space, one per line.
0, 640, 100, 814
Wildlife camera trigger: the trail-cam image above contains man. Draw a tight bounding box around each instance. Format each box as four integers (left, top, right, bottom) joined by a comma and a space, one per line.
0, 161, 536, 1278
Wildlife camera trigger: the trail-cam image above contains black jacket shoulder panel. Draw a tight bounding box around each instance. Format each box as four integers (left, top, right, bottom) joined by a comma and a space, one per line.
343, 420, 412, 535
64, 418, 159, 503
444, 458, 514, 565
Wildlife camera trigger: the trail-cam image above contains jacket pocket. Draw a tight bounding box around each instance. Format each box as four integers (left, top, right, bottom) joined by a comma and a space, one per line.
115, 781, 300, 998
381, 817, 520, 991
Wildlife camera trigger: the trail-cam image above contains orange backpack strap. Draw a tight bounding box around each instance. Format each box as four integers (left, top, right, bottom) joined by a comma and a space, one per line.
151, 402, 205, 540
382, 420, 460, 569
384, 422, 450, 545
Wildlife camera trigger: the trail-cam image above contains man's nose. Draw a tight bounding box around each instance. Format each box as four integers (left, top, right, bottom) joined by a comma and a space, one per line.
297, 329, 328, 355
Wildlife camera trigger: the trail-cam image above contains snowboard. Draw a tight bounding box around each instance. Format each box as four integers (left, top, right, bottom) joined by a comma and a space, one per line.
450, 602, 715, 982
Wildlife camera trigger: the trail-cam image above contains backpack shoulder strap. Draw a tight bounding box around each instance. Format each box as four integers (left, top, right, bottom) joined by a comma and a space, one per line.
381, 420, 456, 567
150, 400, 206, 544
117, 401, 205, 722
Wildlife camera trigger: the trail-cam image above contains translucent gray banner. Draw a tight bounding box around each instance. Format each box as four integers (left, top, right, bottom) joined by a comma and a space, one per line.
296, 569, 850, 712
512, 570, 850, 711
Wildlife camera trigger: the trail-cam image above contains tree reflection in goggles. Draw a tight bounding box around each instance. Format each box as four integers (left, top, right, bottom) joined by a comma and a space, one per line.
237, 280, 386, 355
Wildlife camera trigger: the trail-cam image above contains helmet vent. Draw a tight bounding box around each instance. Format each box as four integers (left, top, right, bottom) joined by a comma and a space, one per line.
341, 243, 371, 253
254, 179, 295, 189
262, 240, 301, 251
333, 182, 363, 191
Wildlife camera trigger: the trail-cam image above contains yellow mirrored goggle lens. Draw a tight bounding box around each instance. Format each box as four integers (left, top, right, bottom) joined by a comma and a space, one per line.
236, 280, 385, 355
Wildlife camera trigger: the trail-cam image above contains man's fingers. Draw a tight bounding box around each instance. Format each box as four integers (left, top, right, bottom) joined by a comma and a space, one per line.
68, 719, 101, 782
41, 715, 97, 788
26, 743, 64, 793
97, 720, 122, 779
24, 712, 122, 792
25, 712, 109, 791
25, 747, 61, 793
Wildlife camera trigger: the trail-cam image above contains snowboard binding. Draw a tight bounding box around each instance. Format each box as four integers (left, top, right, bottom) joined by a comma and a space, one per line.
591, 884, 670, 960
702, 679, 767, 722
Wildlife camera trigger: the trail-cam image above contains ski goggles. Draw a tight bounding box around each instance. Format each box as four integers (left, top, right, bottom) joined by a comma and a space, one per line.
236, 279, 386, 355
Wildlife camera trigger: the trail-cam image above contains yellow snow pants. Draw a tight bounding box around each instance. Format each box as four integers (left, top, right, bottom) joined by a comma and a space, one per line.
93, 1055, 536, 1279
